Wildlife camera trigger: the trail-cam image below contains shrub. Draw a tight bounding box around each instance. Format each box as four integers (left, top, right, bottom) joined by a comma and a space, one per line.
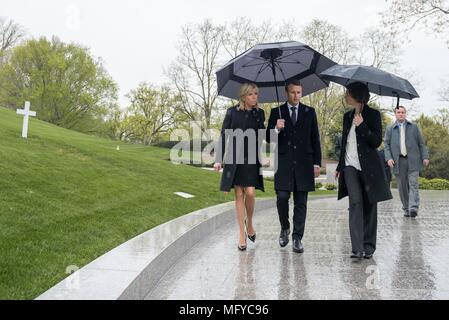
315, 182, 323, 189
419, 177, 449, 190
325, 183, 337, 190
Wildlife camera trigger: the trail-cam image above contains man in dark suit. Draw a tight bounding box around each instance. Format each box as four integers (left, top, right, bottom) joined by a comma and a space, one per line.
266, 79, 321, 253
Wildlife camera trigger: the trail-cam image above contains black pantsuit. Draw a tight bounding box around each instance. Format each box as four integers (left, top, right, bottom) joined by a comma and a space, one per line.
336, 105, 392, 255
343, 166, 378, 254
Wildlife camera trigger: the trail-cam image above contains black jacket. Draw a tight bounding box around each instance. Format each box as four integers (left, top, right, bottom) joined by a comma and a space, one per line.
215, 106, 265, 192
336, 105, 392, 203
266, 103, 321, 192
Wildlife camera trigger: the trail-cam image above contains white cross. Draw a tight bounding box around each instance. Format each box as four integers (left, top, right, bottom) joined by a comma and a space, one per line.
16, 101, 36, 138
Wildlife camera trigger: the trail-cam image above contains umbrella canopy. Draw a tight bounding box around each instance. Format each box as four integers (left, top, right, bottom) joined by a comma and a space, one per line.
319, 64, 419, 106
216, 41, 337, 104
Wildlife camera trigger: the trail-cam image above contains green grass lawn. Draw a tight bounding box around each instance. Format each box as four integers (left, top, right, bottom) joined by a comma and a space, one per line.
0, 106, 335, 299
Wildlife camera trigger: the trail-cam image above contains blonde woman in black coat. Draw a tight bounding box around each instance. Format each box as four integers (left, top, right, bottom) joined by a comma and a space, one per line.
214, 83, 265, 251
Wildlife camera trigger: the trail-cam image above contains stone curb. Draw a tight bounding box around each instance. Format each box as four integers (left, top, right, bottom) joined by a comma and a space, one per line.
36, 198, 276, 300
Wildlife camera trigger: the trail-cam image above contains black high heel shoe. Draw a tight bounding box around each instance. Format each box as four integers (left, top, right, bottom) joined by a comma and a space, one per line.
248, 233, 256, 242
245, 220, 256, 243
237, 244, 247, 251
238, 234, 247, 251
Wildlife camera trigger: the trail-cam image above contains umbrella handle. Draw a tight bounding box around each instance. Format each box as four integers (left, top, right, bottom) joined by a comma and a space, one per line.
393, 91, 400, 108
270, 59, 283, 119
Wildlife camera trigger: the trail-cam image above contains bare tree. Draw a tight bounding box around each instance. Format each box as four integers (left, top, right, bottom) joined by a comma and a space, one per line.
0, 17, 25, 52
436, 107, 449, 129
381, 0, 449, 46
221, 19, 282, 59
441, 81, 449, 103
381, 1, 448, 117
356, 27, 401, 70
166, 20, 224, 132
436, 82, 449, 129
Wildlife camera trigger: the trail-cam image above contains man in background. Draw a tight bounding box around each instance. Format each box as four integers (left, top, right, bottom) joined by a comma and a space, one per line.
384, 106, 430, 219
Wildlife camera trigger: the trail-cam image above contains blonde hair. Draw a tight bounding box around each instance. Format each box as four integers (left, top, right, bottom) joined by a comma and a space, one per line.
238, 83, 259, 110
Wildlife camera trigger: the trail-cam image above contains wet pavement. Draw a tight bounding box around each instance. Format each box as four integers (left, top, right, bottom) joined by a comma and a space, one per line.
146, 191, 449, 300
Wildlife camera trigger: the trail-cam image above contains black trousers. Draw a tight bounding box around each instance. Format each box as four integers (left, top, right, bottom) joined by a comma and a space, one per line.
276, 176, 308, 240
343, 166, 378, 254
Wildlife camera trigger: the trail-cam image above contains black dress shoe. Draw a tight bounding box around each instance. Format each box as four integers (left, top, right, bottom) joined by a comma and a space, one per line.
350, 251, 363, 259
364, 253, 373, 259
292, 238, 304, 253
410, 209, 418, 219
279, 228, 290, 247
404, 210, 410, 217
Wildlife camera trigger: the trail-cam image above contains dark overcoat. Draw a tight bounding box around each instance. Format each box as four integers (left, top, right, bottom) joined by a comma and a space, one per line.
336, 105, 392, 203
266, 103, 321, 192
216, 106, 265, 192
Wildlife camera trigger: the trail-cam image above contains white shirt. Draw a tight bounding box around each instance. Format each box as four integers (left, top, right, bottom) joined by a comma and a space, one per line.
345, 121, 362, 171
398, 122, 407, 156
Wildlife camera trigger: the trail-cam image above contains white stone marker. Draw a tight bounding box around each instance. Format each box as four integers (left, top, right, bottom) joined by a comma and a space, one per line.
174, 192, 195, 199
16, 101, 36, 138
326, 163, 338, 183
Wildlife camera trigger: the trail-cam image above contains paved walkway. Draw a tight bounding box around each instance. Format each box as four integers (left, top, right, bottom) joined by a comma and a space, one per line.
146, 191, 449, 300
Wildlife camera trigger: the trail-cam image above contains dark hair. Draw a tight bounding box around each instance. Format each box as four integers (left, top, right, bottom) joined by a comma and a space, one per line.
346, 82, 370, 104
285, 79, 303, 92
395, 105, 407, 113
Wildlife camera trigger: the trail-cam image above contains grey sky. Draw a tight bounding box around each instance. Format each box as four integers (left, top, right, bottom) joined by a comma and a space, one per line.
2, 0, 448, 117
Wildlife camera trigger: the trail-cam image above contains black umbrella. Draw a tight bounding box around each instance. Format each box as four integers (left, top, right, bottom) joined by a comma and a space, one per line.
319, 64, 419, 107
216, 41, 337, 117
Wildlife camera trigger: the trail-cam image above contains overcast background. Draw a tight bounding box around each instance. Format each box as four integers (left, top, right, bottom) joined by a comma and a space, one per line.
2, 0, 448, 116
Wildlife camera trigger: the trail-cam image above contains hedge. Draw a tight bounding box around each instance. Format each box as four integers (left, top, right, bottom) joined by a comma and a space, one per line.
419, 177, 449, 190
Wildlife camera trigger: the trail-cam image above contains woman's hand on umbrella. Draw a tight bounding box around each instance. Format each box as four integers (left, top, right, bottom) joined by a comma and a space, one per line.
213, 163, 222, 172
354, 114, 364, 127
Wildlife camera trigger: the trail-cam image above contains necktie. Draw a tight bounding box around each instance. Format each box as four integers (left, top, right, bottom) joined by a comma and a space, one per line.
400, 123, 407, 156
291, 107, 297, 126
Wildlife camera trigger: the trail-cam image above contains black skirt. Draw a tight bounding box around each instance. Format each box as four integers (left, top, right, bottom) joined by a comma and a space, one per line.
232, 164, 260, 187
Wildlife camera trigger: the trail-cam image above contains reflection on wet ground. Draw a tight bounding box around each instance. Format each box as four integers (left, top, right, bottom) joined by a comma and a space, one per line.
146, 191, 449, 300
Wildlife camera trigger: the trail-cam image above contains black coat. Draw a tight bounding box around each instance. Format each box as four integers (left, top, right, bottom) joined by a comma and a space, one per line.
215, 106, 265, 192
336, 105, 392, 203
378, 149, 392, 183
266, 103, 321, 192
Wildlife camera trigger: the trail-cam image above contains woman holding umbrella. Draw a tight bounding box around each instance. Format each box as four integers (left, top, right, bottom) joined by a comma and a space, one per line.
214, 83, 265, 251
335, 82, 392, 260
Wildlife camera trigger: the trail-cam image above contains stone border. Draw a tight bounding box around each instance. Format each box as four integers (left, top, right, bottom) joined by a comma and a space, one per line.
36, 198, 276, 300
